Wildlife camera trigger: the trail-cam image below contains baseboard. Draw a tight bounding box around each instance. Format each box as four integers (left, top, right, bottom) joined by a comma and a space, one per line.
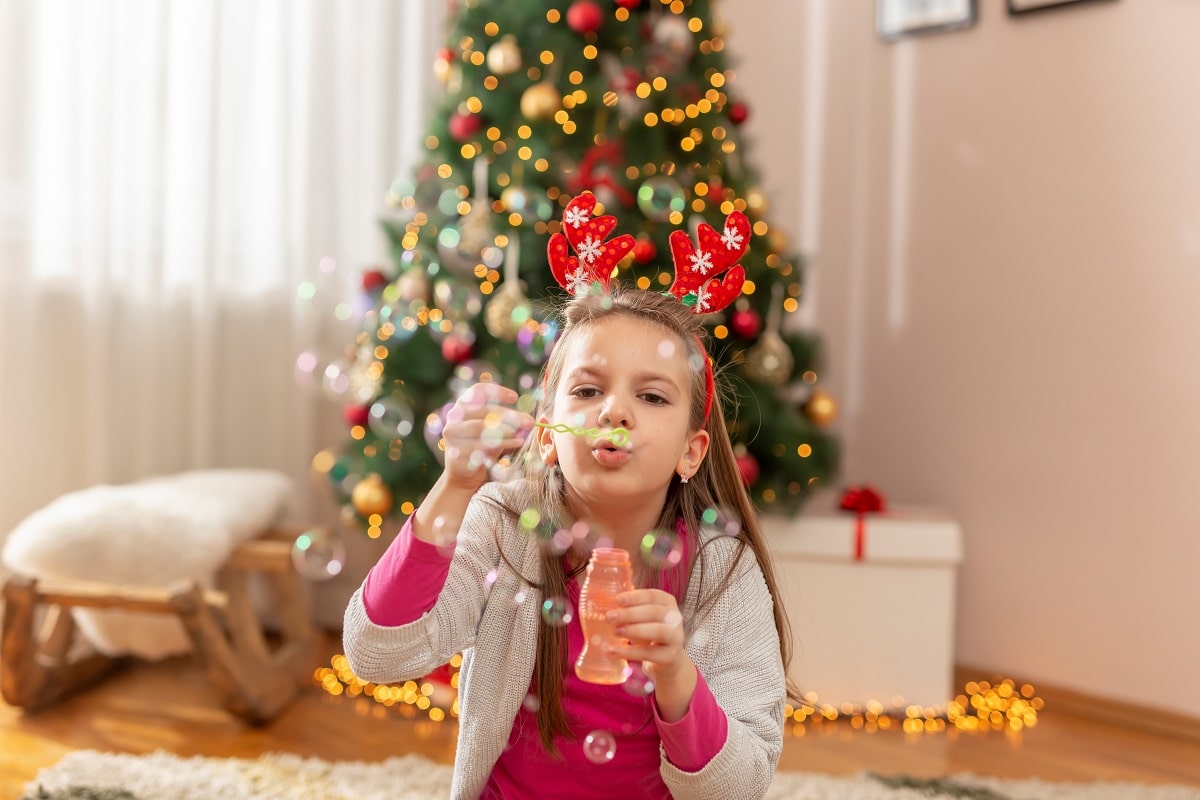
956, 665, 1200, 744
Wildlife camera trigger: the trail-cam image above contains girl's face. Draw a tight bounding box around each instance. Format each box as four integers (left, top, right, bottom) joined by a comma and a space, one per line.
539, 314, 709, 510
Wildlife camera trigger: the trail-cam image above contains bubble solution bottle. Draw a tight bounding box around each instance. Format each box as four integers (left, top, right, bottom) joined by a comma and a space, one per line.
575, 547, 635, 685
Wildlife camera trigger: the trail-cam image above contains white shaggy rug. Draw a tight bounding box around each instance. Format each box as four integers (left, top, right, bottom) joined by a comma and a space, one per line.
21, 750, 1200, 800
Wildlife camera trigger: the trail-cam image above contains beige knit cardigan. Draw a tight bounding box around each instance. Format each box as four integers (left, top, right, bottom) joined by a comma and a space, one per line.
343, 480, 786, 800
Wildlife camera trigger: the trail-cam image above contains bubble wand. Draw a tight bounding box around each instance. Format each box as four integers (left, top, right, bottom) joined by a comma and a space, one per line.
534, 422, 631, 448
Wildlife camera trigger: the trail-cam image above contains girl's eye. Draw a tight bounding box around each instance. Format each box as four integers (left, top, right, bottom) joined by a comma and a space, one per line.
571, 387, 600, 399
641, 393, 667, 405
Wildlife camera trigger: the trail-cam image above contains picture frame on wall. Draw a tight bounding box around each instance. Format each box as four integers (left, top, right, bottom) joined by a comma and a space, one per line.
1008, 0, 1113, 13
877, 0, 977, 40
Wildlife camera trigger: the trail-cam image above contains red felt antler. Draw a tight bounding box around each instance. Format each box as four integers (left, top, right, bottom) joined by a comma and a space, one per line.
667, 212, 750, 314
547, 193, 636, 297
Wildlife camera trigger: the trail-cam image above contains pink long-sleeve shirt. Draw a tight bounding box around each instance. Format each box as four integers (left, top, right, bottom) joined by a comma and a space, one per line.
362, 517, 729, 798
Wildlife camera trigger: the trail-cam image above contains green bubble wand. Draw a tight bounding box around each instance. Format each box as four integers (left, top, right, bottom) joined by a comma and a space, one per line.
534, 422, 631, 448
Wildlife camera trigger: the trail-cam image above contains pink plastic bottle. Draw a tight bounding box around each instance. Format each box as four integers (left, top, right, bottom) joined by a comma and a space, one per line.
575, 547, 635, 684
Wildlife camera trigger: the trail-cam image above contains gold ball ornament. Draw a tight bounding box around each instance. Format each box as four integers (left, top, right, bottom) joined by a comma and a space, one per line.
486, 35, 523, 75
520, 82, 562, 121
743, 331, 794, 385
803, 388, 839, 428
484, 284, 532, 341
351, 474, 394, 517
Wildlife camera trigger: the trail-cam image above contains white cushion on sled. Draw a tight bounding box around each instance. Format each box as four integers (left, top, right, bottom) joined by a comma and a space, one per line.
2, 469, 293, 659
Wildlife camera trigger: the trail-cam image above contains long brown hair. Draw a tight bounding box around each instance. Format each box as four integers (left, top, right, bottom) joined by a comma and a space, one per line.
500, 284, 797, 754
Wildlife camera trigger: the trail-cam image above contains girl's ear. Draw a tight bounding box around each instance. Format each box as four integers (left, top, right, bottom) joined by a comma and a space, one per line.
536, 415, 557, 465
676, 428, 710, 479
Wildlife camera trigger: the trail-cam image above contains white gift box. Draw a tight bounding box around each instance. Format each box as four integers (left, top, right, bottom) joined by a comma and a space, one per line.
760, 502, 963, 710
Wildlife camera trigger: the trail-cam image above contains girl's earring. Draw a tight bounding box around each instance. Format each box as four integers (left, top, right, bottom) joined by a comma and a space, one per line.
678, 473, 690, 484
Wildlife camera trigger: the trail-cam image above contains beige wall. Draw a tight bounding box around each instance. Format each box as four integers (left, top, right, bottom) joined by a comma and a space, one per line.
724, 0, 1200, 718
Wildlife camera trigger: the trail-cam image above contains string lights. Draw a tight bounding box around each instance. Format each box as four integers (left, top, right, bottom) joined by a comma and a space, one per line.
314, 654, 1041, 735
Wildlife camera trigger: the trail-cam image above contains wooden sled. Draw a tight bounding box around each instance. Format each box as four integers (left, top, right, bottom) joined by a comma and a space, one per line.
1, 530, 316, 726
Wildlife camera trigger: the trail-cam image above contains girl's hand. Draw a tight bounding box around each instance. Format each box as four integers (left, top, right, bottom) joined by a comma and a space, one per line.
441, 382, 534, 492
609, 589, 698, 722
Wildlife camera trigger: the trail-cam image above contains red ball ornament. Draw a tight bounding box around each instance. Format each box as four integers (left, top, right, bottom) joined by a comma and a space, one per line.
343, 404, 371, 427
441, 335, 474, 364
707, 177, 725, 199
730, 308, 762, 339
632, 237, 656, 264
448, 111, 482, 142
616, 0, 641, 7
361, 268, 388, 294
566, 0, 604, 34
736, 451, 760, 487
728, 101, 750, 126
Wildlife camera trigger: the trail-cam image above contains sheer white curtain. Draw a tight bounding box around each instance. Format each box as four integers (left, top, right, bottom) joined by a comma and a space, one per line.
0, 0, 445, 537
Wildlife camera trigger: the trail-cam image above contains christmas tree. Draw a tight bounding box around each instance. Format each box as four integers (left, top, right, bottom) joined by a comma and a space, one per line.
310, 0, 839, 540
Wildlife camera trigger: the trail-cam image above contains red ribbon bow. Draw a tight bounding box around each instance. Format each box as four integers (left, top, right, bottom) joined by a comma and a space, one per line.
838, 485, 887, 561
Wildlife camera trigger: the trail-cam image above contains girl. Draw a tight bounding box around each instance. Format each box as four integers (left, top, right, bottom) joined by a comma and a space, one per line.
343, 196, 793, 799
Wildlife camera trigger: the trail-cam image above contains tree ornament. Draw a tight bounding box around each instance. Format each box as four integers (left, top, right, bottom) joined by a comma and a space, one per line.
441, 333, 474, 364
449, 111, 482, 142
361, 268, 389, 294
652, 12, 694, 58
484, 239, 533, 341
803, 387, 839, 428
486, 35, 522, 75
616, 0, 641, 7
735, 447, 760, 487
632, 236, 656, 264
351, 473, 394, 517
730, 307, 762, 339
395, 268, 431, 303
343, 404, 371, 427
728, 101, 750, 126
566, 0, 604, 34
520, 82, 562, 120
743, 285, 794, 385
568, 142, 636, 208
637, 175, 685, 221
455, 157, 496, 260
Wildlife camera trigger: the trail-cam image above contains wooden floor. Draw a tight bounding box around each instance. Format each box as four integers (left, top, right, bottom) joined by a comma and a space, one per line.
3, 637, 1199, 799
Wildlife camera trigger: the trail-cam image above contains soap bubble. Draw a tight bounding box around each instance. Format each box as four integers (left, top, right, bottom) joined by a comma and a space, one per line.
640, 529, 683, 569
522, 693, 541, 713
291, 529, 346, 581
583, 730, 617, 764
424, 403, 454, 463
368, 396, 416, 439
622, 665, 656, 698
700, 506, 742, 538
449, 359, 500, 396
540, 595, 574, 627
517, 319, 559, 365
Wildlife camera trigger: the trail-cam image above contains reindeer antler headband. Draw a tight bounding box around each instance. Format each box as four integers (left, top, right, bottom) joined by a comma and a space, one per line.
547, 191, 751, 421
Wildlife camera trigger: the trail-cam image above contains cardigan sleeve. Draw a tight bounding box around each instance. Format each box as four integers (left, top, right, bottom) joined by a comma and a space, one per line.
361, 516, 454, 626
658, 539, 787, 800
342, 485, 517, 684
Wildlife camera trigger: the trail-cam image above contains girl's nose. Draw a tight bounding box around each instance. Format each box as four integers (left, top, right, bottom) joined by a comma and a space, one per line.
598, 395, 631, 428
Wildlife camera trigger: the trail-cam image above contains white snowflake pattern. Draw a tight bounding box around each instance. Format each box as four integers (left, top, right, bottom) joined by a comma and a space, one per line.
566, 266, 592, 297
689, 249, 714, 275
693, 283, 712, 312
564, 207, 591, 229
720, 224, 744, 251
577, 235, 603, 265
